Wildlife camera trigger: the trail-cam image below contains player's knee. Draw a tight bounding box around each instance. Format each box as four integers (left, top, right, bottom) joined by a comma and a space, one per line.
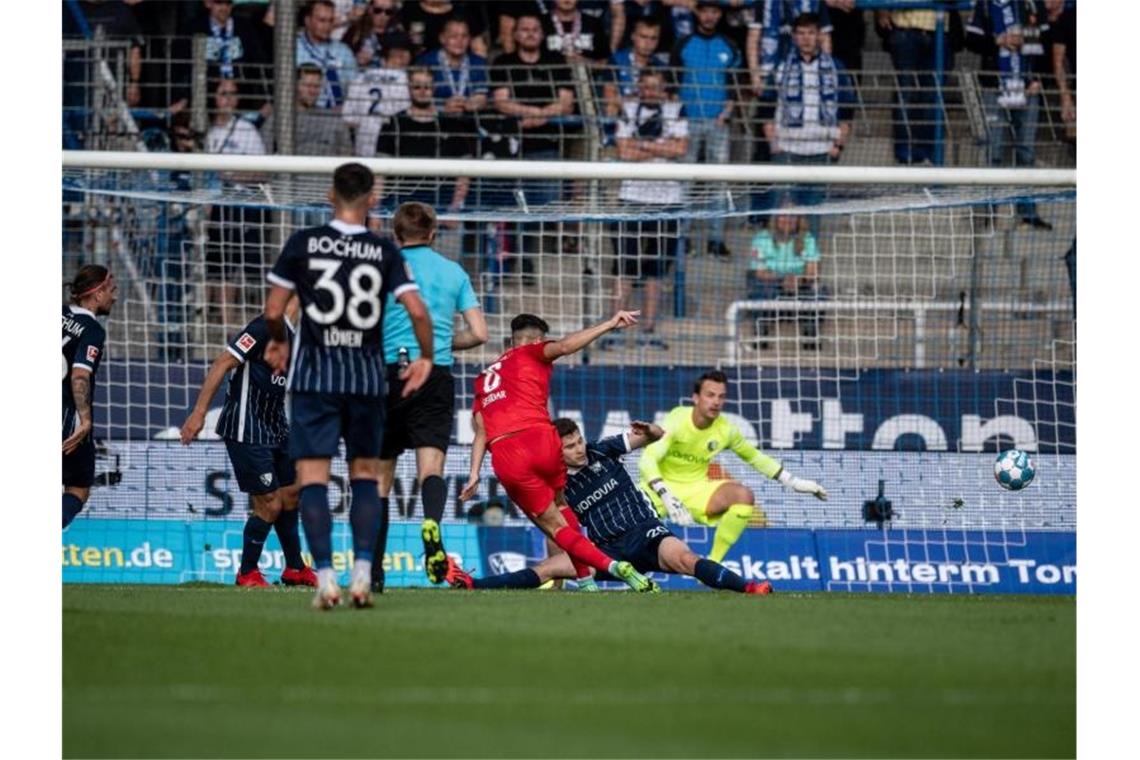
253, 493, 284, 522
728, 502, 753, 520
736, 486, 755, 506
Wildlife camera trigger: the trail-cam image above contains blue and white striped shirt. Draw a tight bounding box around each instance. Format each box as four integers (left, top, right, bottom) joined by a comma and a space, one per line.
267, 219, 418, 397
565, 434, 658, 544
215, 316, 291, 446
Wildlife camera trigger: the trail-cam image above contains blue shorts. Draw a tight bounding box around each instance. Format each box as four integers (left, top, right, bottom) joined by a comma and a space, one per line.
289, 391, 385, 461
224, 439, 295, 495
598, 518, 675, 575
62, 435, 95, 489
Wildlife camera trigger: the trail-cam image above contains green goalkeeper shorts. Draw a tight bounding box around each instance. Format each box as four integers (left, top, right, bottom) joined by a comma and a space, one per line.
639, 478, 733, 526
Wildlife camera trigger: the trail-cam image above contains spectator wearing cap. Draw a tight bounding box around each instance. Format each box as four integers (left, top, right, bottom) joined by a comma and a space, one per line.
342, 33, 414, 156
672, 0, 741, 258
295, 0, 359, 108
414, 16, 490, 116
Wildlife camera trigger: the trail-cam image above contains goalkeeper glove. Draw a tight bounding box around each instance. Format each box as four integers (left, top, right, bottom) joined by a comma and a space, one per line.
777, 469, 828, 501
648, 479, 694, 525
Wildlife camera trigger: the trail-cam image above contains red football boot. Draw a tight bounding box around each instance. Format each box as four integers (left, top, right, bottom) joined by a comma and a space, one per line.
235, 569, 270, 587
281, 566, 318, 587
743, 580, 774, 595
444, 557, 474, 589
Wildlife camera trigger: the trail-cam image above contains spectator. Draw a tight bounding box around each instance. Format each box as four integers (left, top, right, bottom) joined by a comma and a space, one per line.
296, 0, 359, 109
746, 206, 825, 351
70, 0, 144, 109
343, 0, 407, 68
342, 33, 414, 156
490, 13, 576, 160
414, 17, 490, 115
763, 12, 853, 235
876, 4, 960, 165
604, 16, 670, 118
543, 0, 611, 65
673, 0, 741, 258
206, 78, 267, 155
966, 0, 1053, 230
494, 1, 552, 55
823, 0, 865, 71
331, 0, 367, 41
606, 68, 688, 351
611, 0, 677, 54
401, 1, 490, 57
375, 67, 476, 214
261, 64, 355, 155
490, 12, 577, 279
204, 78, 268, 327
1042, 0, 1075, 142
187, 0, 272, 118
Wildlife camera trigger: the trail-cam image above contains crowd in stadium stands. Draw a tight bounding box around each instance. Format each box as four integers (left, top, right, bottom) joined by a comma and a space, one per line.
63, 0, 1076, 343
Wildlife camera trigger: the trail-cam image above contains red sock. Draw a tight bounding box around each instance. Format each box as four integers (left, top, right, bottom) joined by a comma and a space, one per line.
560, 507, 592, 579
552, 526, 614, 575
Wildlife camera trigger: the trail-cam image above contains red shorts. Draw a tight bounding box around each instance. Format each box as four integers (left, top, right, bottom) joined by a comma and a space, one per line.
489, 424, 566, 518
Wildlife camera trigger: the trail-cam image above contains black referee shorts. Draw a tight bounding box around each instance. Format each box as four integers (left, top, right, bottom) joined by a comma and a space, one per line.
380, 365, 455, 459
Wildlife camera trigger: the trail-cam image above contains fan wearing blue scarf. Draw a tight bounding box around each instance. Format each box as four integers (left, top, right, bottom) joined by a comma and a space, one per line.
764, 12, 853, 161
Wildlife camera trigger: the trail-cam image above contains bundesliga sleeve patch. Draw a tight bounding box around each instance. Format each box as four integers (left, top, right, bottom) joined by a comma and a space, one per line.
86, 345, 100, 363
236, 333, 257, 353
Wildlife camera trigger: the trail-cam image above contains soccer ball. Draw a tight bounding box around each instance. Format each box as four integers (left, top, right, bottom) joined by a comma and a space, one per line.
994, 449, 1036, 491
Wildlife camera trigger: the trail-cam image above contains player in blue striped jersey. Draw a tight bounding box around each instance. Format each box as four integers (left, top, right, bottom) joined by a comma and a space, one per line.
446, 419, 772, 594
180, 300, 317, 588
263, 162, 435, 610
63, 265, 118, 528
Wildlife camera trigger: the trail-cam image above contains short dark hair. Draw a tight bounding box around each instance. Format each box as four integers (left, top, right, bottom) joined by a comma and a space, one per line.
393, 201, 437, 243
332, 162, 375, 204
301, 0, 334, 22
69, 265, 110, 303
554, 418, 580, 438
297, 62, 324, 80
633, 17, 661, 33
792, 12, 821, 31
510, 313, 550, 338
693, 369, 728, 394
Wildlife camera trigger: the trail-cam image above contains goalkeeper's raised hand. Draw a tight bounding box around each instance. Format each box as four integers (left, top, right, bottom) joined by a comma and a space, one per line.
648, 478, 694, 525
777, 470, 828, 501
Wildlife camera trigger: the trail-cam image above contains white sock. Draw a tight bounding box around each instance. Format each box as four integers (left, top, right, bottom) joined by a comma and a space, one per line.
318, 568, 338, 588
352, 559, 372, 583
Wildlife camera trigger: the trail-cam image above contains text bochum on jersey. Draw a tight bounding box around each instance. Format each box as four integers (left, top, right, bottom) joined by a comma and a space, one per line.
267, 220, 417, 396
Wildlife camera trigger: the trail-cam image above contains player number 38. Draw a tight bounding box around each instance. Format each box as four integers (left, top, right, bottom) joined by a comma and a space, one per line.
305, 259, 384, 330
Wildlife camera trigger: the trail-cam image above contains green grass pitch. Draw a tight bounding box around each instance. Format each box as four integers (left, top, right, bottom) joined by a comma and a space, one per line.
63, 586, 1074, 758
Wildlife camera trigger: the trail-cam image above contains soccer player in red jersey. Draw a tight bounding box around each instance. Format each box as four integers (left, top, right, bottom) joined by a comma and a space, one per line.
460, 312, 660, 593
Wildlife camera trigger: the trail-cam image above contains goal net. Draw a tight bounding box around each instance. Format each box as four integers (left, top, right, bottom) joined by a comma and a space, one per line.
61, 153, 1075, 591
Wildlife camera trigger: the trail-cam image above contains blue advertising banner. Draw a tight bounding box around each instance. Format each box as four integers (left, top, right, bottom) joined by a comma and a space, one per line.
62, 519, 532, 587
64, 520, 1075, 595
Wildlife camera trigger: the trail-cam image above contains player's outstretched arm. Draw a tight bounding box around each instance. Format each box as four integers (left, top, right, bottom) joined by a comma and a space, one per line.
460, 411, 487, 502
398, 289, 434, 397
180, 351, 241, 445
452, 306, 489, 351
542, 310, 640, 361
627, 420, 666, 451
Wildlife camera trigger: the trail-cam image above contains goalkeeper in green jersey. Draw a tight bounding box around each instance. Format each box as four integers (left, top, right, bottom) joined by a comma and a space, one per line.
638, 370, 828, 562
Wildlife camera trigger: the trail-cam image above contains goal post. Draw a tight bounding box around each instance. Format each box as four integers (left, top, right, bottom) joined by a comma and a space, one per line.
61, 151, 1076, 592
